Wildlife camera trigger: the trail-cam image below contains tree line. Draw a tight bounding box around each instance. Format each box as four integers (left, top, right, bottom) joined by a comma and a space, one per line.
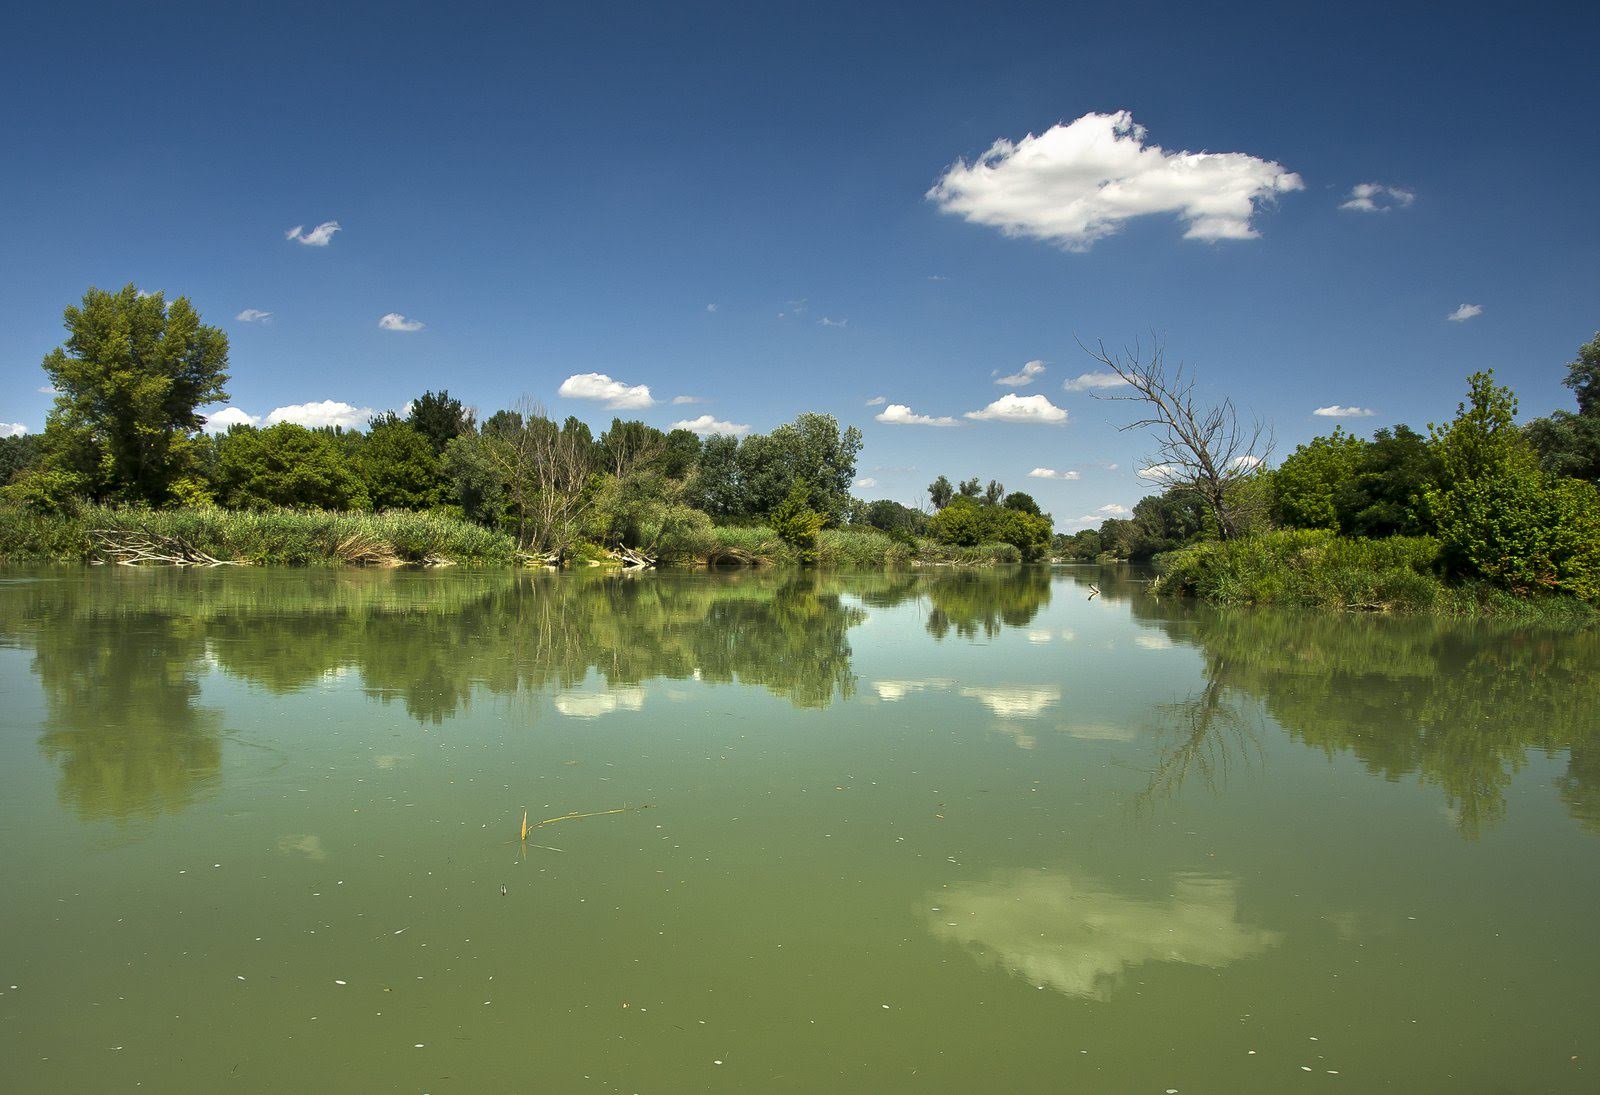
1061, 333, 1600, 602
1, 285, 1054, 562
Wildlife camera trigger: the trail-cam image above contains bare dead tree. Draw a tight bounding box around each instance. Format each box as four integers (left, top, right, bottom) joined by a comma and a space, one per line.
1081, 336, 1272, 540
483, 399, 598, 562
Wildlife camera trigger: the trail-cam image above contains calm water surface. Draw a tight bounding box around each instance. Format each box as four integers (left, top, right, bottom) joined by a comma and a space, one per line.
1, 565, 1596, 1092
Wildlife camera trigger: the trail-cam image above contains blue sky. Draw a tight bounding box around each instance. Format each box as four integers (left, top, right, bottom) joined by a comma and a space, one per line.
3, 0, 1597, 524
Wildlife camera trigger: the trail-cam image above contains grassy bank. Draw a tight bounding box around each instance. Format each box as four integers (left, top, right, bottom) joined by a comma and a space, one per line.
0, 506, 1027, 571
0, 505, 517, 566
1154, 528, 1597, 624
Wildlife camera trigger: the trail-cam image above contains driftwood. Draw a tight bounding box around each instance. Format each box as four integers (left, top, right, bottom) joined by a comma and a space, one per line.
89, 529, 244, 568
516, 549, 561, 568
610, 546, 657, 571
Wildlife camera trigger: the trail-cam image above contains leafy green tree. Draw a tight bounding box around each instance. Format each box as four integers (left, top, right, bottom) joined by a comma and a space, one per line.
215, 423, 370, 510
1274, 429, 1366, 531
441, 431, 511, 528
927, 495, 986, 545
857, 498, 926, 537
928, 475, 954, 510
957, 476, 982, 499
358, 416, 445, 510
660, 428, 703, 480
769, 484, 827, 564
406, 390, 475, 455
599, 418, 667, 478
984, 479, 1005, 505
1126, 488, 1207, 558
1526, 331, 1600, 484
1427, 371, 1600, 600
687, 434, 743, 521
1001, 490, 1040, 516
734, 413, 862, 526
37, 285, 229, 504
0, 433, 43, 486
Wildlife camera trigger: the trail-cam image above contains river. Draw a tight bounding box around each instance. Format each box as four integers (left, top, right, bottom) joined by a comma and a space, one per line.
1, 564, 1595, 1092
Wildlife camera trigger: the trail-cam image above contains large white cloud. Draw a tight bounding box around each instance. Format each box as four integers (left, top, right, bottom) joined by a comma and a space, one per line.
928, 111, 1302, 251
265, 400, 374, 430
1313, 405, 1375, 418
1062, 371, 1130, 392
964, 393, 1068, 424
927, 870, 1282, 1000
1028, 467, 1080, 480
1447, 303, 1483, 322
1339, 183, 1414, 213
996, 360, 1045, 386
285, 221, 341, 246
201, 406, 262, 433
1, 422, 27, 438
671, 414, 749, 437
876, 403, 959, 427
559, 372, 655, 410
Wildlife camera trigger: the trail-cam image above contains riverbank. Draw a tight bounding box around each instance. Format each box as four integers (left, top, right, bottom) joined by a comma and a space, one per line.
1153, 528, 1598, 625
0, 505, 1024, 570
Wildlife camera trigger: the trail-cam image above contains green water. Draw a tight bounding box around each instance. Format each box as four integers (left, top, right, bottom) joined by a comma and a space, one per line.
1, 565, 1596, 1093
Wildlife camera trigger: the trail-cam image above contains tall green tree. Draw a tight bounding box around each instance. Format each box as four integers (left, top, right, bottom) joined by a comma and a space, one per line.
358, 416, 444, 510
37, 285, 229, 504
1526, 331, 1600, 484
215, 423, 369, 510
406, 390, 475, 455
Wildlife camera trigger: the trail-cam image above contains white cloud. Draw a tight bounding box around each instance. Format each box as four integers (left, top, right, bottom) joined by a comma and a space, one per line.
818, 316, 848, 327
1313, 405, 1376, 418
1230, 454, 1264, 471
928, 111, 1302, 251
876, 403, 959, 427
554, 688, 645, 718
285, 220, 341, 246
1, 422, 27, 438
558, 372, 656, 410
960, 686, 1061, 719
1339, 183, 1415, 213
964, 393, 1068, 424
1063, 371, 1130, 392
37, 385, 59, 395
1096, 503, 1130, 516
926, 870, 1281, 1000
1447, 303, 1483, 322
265, 400, 374, 430
706, 303, 718, 313
236, 308, 272, 323
378, 312, 425, 332
1028, 467, 1081, 481
1137, 464, 1182, 485
865, 395, 887, 406
854, 477, 879, 489
201, 406, 262, 433
670, 395, 705, 405
671, 414, 749, 437
996, 359, 1046, 387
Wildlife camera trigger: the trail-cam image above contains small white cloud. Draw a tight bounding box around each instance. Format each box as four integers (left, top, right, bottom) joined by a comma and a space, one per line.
960, 686, 1061, 719
1339, 183, 1415, 213
964, 393, 1069, 424
1, 422, 27, 438
671, 395, 705, 405
876, 403, 959, 427
865, 395, 887, 406
554, 688, 645, 718
996, 360, 1046, 387
927, 274, 948, 281
928, 110, 1302, 251
1063, 371, 1130, 392
378, 312, 425, 332
1230, 454, 1265, 471
236, 308, 272, 323
265, 400, 374, 430
1447, 303, 1483, 322
1028, 467, 1081, 480
706, 303, 718, 312
672, 414, 749, 437
1096, 503, 1130, 516
202, 407, 262, 433
818, 316, 848, 327
37, 385, 60, 395
558, 372, 655, 410
1313, 405, 1376, 418
1137, 464, 1180, 483
285, 220, 341, 246
854, 477, 879, 489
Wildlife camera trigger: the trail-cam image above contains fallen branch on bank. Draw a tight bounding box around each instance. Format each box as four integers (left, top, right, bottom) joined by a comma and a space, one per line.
89, 529, 244, 567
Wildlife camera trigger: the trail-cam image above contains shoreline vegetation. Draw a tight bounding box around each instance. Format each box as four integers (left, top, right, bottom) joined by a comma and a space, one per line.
0, 504, 1026, 570
2, 286, 1596, 621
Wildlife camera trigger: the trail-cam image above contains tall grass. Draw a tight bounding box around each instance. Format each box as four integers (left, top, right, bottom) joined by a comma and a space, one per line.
1154, 528, 1597, 622
0, 505, 516, 566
